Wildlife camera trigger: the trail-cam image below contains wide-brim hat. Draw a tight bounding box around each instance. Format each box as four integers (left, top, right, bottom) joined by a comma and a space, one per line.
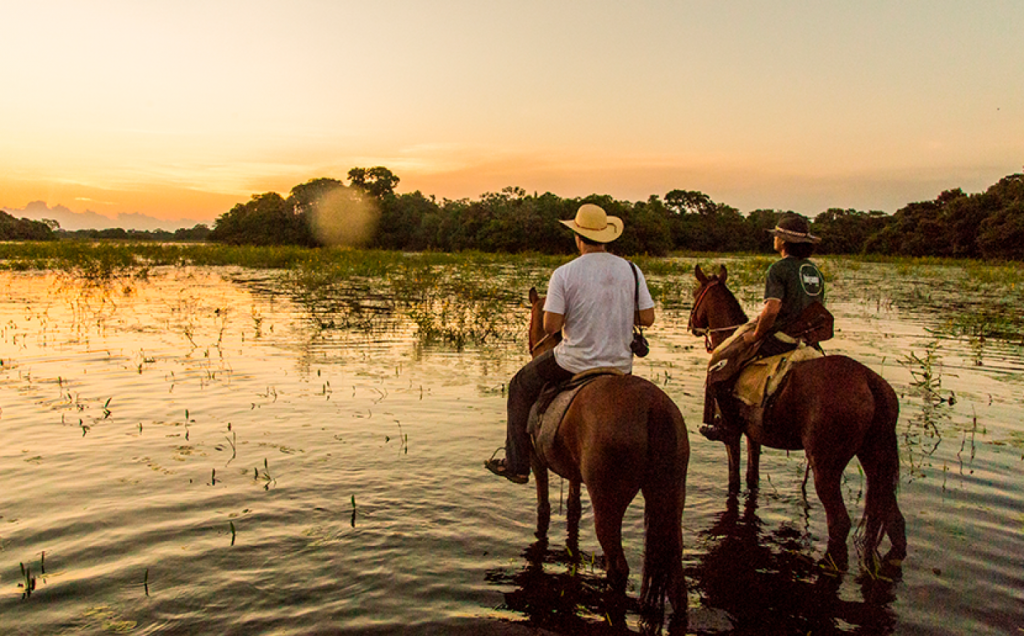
560, 203, 623, 243
767, 212, 821, 244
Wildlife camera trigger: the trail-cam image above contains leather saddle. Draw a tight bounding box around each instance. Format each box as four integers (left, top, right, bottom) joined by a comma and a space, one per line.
527, 368, 624, 467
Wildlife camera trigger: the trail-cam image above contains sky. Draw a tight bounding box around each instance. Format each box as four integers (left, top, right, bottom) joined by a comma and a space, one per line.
1, 0, 1022, 228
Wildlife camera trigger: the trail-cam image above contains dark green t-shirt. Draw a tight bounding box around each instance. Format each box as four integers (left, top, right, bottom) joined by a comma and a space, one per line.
764, 257, 825, 332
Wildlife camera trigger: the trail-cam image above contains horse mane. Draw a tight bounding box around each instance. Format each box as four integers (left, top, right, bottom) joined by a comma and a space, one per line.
711, 277, 748, 324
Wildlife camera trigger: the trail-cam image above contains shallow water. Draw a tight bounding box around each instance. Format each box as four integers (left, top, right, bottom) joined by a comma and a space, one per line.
0, 260, 1021, 635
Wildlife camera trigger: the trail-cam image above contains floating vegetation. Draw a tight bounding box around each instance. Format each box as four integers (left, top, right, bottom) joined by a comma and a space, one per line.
900, 342, 957, 479
80, 605, 138, 633
929, 308, 1024, 346
255, 459, 276, 490
19, 561, 36, 599
224, 429, 237, 463
4, 246, 1024, 633
901, 342, 952, 407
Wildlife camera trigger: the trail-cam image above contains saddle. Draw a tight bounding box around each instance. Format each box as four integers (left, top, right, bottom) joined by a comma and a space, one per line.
733, 341, 823, 408
528, 368, 624, 467
706, 304, 832, 432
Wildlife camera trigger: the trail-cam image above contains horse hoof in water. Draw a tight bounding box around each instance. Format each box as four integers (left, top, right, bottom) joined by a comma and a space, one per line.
819, 547, 849, 574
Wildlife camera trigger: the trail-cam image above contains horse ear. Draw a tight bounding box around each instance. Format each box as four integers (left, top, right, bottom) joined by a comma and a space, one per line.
529, 287, 539, 304
695, 265, 708, 284
718, 265, 728, 283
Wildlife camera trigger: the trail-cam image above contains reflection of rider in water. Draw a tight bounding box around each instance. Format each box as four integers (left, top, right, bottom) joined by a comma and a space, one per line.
700, 213, 825, 442
484, 203, 656, 483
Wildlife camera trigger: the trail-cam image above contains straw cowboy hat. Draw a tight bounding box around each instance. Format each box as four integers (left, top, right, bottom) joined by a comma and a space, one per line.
560, 203, 623, 243
767, 212, 821, 244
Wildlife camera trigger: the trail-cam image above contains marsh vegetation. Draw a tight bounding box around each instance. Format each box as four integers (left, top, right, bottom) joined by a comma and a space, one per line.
1, 245, 1022, 634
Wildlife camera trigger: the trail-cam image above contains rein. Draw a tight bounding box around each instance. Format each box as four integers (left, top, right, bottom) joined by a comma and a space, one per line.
688, 279, 745, 353
529, 331, 560, 356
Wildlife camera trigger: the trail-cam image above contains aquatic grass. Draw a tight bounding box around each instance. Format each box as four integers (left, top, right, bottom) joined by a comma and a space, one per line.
224, 429, 237, 462
929, 309, 1024, 346
20, 561, 36, 599
901, 343, 948, 406
255, 458, 276, 490
8, 241, 1024, 352
19, 552, 47, 599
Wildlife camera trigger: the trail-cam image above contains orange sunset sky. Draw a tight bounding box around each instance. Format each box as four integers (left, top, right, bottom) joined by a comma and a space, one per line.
2, 1, 1022, 227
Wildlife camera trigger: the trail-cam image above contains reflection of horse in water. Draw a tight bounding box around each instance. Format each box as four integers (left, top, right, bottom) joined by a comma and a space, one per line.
689, 265, 906, 570
689, 490, 901, 634
487, 519, 639, 634
525, 287, 690, 631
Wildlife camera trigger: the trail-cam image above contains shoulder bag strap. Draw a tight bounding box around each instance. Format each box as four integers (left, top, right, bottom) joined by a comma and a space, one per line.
629, 261, 643, 337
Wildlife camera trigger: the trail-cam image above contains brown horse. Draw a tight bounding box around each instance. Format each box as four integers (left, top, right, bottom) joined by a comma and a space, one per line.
688, 265, 906, 570
526, 287, 690, 629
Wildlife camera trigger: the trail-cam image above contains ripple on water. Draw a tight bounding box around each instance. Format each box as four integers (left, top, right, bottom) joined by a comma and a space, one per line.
1, 264, 1023, 635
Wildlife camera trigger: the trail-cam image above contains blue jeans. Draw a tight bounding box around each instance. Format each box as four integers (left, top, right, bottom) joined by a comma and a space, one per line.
505, 350, 574, 474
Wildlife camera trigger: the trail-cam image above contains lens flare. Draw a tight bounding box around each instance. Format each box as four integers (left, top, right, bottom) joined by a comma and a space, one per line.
311, 188, 379, 247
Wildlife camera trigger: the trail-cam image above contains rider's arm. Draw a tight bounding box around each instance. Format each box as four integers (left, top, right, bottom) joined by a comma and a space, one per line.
744, 298, 781, 343
543, 311, 564, 336
636, 307, 655, 327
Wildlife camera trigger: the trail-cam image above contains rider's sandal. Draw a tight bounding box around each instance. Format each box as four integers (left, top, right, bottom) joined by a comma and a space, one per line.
484, 448, 529, 484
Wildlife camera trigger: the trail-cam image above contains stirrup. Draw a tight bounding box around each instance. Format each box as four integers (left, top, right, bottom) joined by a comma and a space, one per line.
699, 424, 735, 442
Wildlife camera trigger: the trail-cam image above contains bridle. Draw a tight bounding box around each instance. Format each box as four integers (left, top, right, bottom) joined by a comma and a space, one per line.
688, 279, 745, 353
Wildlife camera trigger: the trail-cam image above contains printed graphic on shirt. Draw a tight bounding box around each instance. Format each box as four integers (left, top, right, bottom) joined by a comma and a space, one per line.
799, 263, 824, 296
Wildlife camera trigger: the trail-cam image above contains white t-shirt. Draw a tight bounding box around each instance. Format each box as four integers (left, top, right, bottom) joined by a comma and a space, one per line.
544, 252, 655, 374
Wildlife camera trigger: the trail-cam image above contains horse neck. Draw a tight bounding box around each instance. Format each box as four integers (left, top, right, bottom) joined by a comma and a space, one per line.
528, 303, 554, 358
707, 284, 748, 348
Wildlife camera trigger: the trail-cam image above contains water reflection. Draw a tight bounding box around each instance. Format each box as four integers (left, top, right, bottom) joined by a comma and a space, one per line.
485, 523, 687, 635
688, 491, 901, 635
4, 259, 1024, 635
486, 538, 632, 635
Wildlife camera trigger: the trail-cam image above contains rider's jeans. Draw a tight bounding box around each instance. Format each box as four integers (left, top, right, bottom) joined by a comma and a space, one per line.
505, 350, 573, 475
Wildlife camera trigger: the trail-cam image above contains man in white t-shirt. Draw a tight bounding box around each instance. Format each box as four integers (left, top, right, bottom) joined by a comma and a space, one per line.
484, 203, 656, 483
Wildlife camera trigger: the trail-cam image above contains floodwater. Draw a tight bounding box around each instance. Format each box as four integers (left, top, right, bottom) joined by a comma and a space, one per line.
0, 258, 1021, 635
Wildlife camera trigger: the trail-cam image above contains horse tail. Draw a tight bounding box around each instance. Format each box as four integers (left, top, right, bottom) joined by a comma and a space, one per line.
857, 370, 903, 561
639, 389, 689, 627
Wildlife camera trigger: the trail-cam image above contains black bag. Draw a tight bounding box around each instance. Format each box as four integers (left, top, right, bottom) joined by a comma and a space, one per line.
782, 302, 834, 345
631, 330, 650, 358
629, 262, 650, 358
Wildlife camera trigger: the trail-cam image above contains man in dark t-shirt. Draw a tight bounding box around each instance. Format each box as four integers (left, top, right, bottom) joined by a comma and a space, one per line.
700, 213, 825, 441
758, 251, 825, 356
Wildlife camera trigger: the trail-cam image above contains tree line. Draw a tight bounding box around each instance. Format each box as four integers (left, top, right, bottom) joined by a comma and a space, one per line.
206, 167, 1024, 259
4, 168, 1023, 260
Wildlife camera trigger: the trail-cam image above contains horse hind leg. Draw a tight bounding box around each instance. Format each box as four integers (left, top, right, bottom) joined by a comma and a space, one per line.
883, 506, 907, 566
532, 459, 550, 540
811, 461, 852, 571
589, 490, 632, 592
566, 479, 582, 552
858, 444, 907, 566
745, 436, 762, 490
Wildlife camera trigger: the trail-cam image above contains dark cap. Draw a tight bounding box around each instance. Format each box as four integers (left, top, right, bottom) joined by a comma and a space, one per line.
767, 213, 821, 244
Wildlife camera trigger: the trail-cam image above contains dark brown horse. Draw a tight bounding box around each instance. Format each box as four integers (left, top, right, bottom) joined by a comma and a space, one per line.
688, 265, 906, 570
526, 287, 689, 629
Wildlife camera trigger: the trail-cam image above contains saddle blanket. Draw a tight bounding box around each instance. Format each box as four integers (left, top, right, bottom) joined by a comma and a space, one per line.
733, 342, 823, 407
527, 368, 624, 466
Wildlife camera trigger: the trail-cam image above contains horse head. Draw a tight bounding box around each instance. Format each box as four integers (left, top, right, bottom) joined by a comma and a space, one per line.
690, 265, 747, 351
